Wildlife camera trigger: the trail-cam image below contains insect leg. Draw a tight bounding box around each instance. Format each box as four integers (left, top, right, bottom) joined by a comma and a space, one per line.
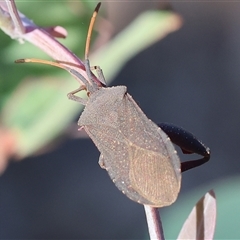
158, 123, 210, 172
90, 65, 107, 86
15, 59, 91, 105
83, 3, 102, 93
181, 155, 210, 172
67, 85, 87, 105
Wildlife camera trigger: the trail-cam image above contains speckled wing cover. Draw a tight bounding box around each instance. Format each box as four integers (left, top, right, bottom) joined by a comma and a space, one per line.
78, 86, 181, 207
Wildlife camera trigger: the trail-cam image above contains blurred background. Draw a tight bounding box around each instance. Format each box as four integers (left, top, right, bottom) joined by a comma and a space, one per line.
0, 1, 240, 239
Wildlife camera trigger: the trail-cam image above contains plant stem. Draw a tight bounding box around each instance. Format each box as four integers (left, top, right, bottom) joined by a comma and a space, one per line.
144, 205, 165, 240
5, 0, 25, 34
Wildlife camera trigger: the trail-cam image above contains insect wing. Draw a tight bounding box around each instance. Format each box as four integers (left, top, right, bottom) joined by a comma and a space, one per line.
78, 87, 181, 207
118, 93, 181, 206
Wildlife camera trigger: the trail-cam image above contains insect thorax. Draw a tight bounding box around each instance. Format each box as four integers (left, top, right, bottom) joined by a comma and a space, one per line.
78, 85, 127, 126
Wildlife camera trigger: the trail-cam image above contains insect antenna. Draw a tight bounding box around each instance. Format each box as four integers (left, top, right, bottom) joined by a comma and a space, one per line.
83, 2, 101, 92
15, 58, 70, 70
14, 58, 90, 88
15, 2, 103, 91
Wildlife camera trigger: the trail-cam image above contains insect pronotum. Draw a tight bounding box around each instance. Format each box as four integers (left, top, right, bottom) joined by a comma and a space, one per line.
16, 2, 210, 207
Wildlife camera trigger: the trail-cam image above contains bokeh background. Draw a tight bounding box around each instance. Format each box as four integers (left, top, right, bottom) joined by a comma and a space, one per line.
1, 1, 240, 239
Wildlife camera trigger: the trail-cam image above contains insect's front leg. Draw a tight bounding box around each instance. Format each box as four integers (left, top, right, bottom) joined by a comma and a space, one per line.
91, 65, 106, 86
158, 123, 210, 172
67, 85, 87, 105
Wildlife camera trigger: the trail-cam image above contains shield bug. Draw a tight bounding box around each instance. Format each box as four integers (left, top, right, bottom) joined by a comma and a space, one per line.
16, 2, 210, 207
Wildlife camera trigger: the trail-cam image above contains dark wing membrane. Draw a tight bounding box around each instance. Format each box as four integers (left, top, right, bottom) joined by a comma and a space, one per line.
84, 125, 168, 206
85, 124, 181, 207
129, 144, 181, 207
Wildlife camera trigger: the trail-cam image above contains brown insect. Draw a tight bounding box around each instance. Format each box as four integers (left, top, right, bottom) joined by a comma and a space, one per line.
16, 2, 210, 207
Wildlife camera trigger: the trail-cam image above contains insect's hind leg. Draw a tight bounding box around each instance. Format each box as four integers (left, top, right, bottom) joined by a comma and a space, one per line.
158, 123, 210, 172
181, 155, 210, 172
